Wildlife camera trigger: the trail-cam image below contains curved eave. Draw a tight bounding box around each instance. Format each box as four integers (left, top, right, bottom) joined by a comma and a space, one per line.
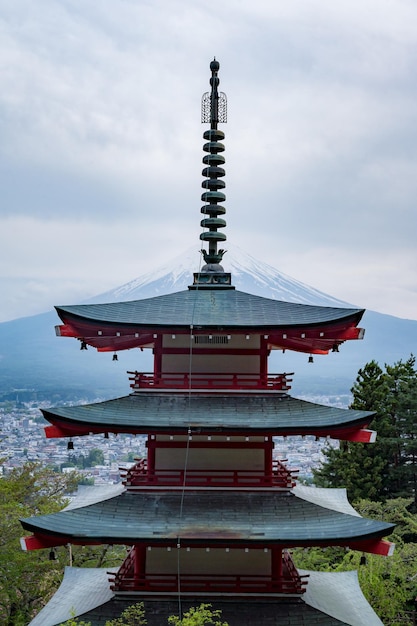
54, 291, 365, 354
20, 491, 394, 551
41, 394, 375, 442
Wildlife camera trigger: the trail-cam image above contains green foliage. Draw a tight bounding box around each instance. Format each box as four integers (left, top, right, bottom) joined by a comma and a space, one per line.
105, 602, 147, 625
0, 461, 80, 625
353, 499, 417, 622
312, 358, 417, 622
70, 544, 126, 569
63, 618, 92, 626
63, 598, 148, 624
77, 476, 95, 486
67, 448, 105, 469
168, 603, 228, 626
314, 357, 417, 503
65, 603, 227, 626
293, 498, 417, 624
0, 462, 124, 625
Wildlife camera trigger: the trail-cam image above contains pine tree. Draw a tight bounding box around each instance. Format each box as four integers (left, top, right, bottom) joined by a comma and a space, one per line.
396, 377, 417, 509
314, 356, 417, 502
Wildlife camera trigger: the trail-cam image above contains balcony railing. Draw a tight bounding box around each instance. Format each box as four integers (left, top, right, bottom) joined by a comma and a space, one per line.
121, 458, 299, 489
109, 573, 307, 594
128, 372, 292, 392
109, 572, 308, 595
109, 550, 308, 595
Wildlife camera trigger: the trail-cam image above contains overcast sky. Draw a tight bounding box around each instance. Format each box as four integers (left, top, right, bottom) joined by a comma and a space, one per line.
1, 0, 417, 323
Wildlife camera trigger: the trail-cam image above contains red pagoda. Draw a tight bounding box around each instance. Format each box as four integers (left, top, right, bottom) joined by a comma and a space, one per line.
21, 60, 393, 626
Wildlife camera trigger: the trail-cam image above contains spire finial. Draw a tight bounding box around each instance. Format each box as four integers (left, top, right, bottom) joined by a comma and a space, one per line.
200, 59, 227, 266
191, 60, 233, 289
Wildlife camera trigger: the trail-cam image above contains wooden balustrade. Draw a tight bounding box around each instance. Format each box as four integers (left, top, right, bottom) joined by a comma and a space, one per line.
109, 572, 307, 595
128, 371, 292, 392
121, 458, 298, 489
109, 548, 307, 595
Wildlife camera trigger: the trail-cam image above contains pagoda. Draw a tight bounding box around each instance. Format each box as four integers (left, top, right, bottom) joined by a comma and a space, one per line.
21, 60, 394, 626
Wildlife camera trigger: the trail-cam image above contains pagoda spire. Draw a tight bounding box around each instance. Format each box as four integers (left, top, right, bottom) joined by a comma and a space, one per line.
200, 58, 228, 267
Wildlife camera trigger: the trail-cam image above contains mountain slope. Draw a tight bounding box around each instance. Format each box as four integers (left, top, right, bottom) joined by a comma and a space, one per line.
1, 247, 416, 399
87, 244, 349, 307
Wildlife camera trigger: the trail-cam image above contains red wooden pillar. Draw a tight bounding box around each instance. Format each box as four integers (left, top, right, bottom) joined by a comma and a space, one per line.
133, 544, 147, 589
260, 336, 269, 384
153, 334, 163, 379
147, 435, 155, 476
264, 436, 273, 483
271, 546, 283, 590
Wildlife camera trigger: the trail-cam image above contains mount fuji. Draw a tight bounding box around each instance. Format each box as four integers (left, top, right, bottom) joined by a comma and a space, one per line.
87, 244, 348, 308
1, 245, 416, 402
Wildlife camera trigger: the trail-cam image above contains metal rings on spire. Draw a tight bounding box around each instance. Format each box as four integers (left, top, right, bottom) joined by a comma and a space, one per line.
200, 59, 227, 266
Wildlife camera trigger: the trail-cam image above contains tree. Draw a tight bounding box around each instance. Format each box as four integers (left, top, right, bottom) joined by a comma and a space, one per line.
68, 448, 105, 469
314, 357, 417, 502
86, 448, 105, 468
168, 603, 228, 626
395, 379, 417, 509
0, 461, 123, 625
293, 498, 417, 624
0, 461, 79, 625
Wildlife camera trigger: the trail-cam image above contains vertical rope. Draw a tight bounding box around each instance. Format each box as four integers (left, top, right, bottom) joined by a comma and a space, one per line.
176, 250, 203, 620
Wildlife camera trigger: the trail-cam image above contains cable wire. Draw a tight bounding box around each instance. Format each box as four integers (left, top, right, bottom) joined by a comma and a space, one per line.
176, 249, 204, 620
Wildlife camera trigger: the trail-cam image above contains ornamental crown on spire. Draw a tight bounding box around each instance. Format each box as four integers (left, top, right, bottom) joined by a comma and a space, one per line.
192, 59, 232, 289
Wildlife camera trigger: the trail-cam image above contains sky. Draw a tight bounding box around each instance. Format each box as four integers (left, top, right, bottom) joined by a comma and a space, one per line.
1, 0, 417, 323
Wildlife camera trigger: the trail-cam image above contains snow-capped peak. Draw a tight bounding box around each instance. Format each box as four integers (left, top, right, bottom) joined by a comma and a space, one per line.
86, 244, 350, 308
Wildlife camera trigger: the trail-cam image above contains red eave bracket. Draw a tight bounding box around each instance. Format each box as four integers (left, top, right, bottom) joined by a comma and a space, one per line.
350, 539, 395, 557
21, 534, 69, 551
55, 324, 78, 338
21, 534, 102, 551
44, 424, 97, 438
44, 424, 71, 438
338, 327, 365, 341
337, 429, 377, 444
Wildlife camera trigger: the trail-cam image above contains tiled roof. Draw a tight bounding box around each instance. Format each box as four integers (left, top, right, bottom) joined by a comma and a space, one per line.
302, 570, 383, 626
293, 486, 361, 517
64, 484, 124, 511
21, 490, 393, 546
28, 567, 117, 626
56, 289, 364, 329
43, 393, 374, 436
62, 598, 351, 626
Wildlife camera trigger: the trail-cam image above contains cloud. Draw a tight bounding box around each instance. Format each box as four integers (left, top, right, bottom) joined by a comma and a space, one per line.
1, 0, 417, 321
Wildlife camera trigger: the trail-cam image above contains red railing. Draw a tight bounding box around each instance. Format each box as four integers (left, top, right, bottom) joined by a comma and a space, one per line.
109, 572, 307, 594
109, 550, 308, 595
120, 459, 299, 489
128, 372, 292, 392
114, 547, 135, 581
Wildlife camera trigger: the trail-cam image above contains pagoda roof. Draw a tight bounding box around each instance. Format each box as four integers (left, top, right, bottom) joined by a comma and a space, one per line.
42, 393, 375, 441
29, 567, 118, 626
29, 568, 383, 626
56, 290, 364, 329
21, 490, 393, 550
55, 290, 365, 354
301, 569, 384, 626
